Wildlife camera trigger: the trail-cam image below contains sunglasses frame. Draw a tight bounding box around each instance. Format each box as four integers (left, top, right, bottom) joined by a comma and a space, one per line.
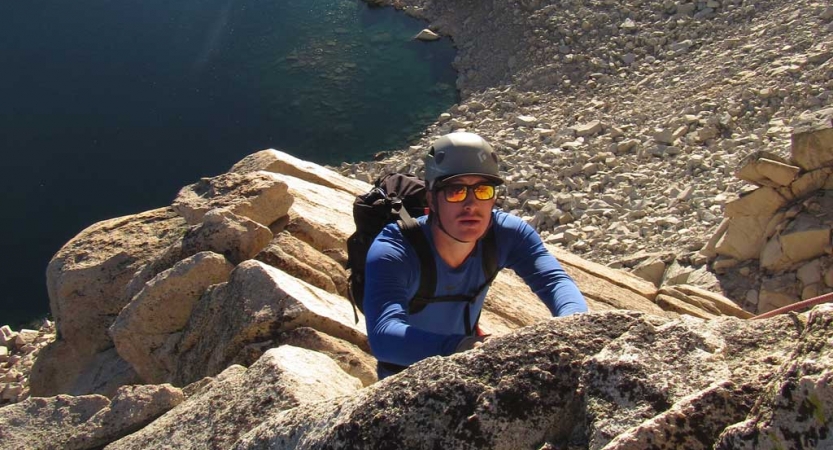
439, 183, 497, 203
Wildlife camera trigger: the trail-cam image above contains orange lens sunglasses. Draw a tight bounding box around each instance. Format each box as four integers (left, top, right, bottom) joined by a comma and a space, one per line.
440, 183, 496, 203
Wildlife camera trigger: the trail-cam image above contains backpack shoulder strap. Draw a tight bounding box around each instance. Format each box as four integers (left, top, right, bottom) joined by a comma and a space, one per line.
470, 223, 499, 334
398, 217, 436, 301
480, 224, 499, 282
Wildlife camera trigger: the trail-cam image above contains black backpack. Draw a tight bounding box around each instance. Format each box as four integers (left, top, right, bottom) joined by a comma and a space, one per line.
346, 172, 429, 311
346, 173, 500, 334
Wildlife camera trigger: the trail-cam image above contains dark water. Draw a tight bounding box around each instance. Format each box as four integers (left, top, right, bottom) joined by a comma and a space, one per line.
0, 0, 457, 328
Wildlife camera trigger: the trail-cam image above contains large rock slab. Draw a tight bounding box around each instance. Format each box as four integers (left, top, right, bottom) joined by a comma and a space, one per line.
566, 266, 668, 316
233, 310, 806, 450
0, 384, 183, 450
63, 347, 144, 398
69, 384, 184, 448
277, 327, 377, 387
547, 245, 669, 316
229, 149, 371, 197
0, 394, 110, 450
171, 260, 368, 386
30, 346, 140, 400
480, 270, 556, 335
481, 246, 677, 336
791, 107, 833, 171
233, 311, 642, 450
45, 207, 188, 356
723, 187, 788, 218
172, 171, 292, 226
760, 212, 832, 272
600, 381, 751, 450
34, 208, 187, 396
275, 173, 357, 265
790, 167, 833, 198
548, 245, 658, 301
111, 252, 235, 383
583, 314, 798, 449
666, 284, 753, 319
451, 248, 663, 337
183, 209, 273, 265
758, 159, 801, 186
106, 346, 361, 450
654, 292, 721, 319
736, 152, 801, 188
255, 231, 348, 297
714, 215, 771, 261
123, 210, 272, 302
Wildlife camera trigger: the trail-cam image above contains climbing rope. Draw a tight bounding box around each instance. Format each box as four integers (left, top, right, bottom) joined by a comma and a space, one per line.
751, 291, 833, 320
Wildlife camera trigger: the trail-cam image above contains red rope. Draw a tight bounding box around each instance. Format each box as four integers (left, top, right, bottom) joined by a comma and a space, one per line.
751, 291, 833, 320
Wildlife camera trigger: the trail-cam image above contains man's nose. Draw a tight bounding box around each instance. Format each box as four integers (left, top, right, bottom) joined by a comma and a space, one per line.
462, 190, 477, 207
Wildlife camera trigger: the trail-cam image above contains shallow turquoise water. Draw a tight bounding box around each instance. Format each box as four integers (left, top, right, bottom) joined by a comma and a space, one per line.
0, 0, 457, 327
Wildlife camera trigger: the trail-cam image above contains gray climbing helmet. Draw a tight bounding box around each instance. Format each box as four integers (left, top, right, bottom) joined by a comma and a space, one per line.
423, 132, 503, 190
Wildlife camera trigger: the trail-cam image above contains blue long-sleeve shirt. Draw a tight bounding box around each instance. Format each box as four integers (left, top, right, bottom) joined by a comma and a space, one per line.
363, 210, 587, 377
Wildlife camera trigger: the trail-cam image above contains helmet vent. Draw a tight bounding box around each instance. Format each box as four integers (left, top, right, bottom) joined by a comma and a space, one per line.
435, 151, 445, 165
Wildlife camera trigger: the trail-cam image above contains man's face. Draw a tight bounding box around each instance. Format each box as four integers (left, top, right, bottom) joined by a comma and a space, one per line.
428, 175, 497, 243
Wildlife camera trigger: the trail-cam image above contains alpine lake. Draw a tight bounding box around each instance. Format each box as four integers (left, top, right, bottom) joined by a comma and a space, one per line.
0, 0, 458, 328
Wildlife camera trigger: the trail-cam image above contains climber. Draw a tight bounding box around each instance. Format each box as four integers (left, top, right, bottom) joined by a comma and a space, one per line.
362, 131, 588, 379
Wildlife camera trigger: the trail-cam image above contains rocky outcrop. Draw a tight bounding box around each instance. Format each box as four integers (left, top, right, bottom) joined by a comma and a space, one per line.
172, 171, 292, 226
717, 305, 833, 449
105, 346, 361, 450
229, 149, 369, 197
30, 154, 365, 398
169, 260, 367, 386
32, 208, 188, 397
276, 327, 378, 387
546, 245, 666, 314
706, 107, 833, 314
233, 307, 829, 450
9, 304, 830, 450
10, 145, 794, 448
44, 207, 187, 355
277, 172, 358, 266
121, 208, 273, 307
19, 144, 750, 402
110, 252, 235, 384
255, 231, 349, 297
0, 384, 183, 450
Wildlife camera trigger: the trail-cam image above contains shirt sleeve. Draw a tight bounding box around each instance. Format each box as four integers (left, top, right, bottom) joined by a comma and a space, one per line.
362, 224, 466, 367
498, 213, 589, 316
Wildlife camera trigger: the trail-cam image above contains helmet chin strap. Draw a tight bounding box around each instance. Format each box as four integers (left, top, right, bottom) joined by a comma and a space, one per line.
430, 192, 489, 244
437, 212, 472, 243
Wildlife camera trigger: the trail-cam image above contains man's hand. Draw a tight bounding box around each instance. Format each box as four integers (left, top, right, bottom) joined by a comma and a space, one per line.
455, 335, 489, 353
